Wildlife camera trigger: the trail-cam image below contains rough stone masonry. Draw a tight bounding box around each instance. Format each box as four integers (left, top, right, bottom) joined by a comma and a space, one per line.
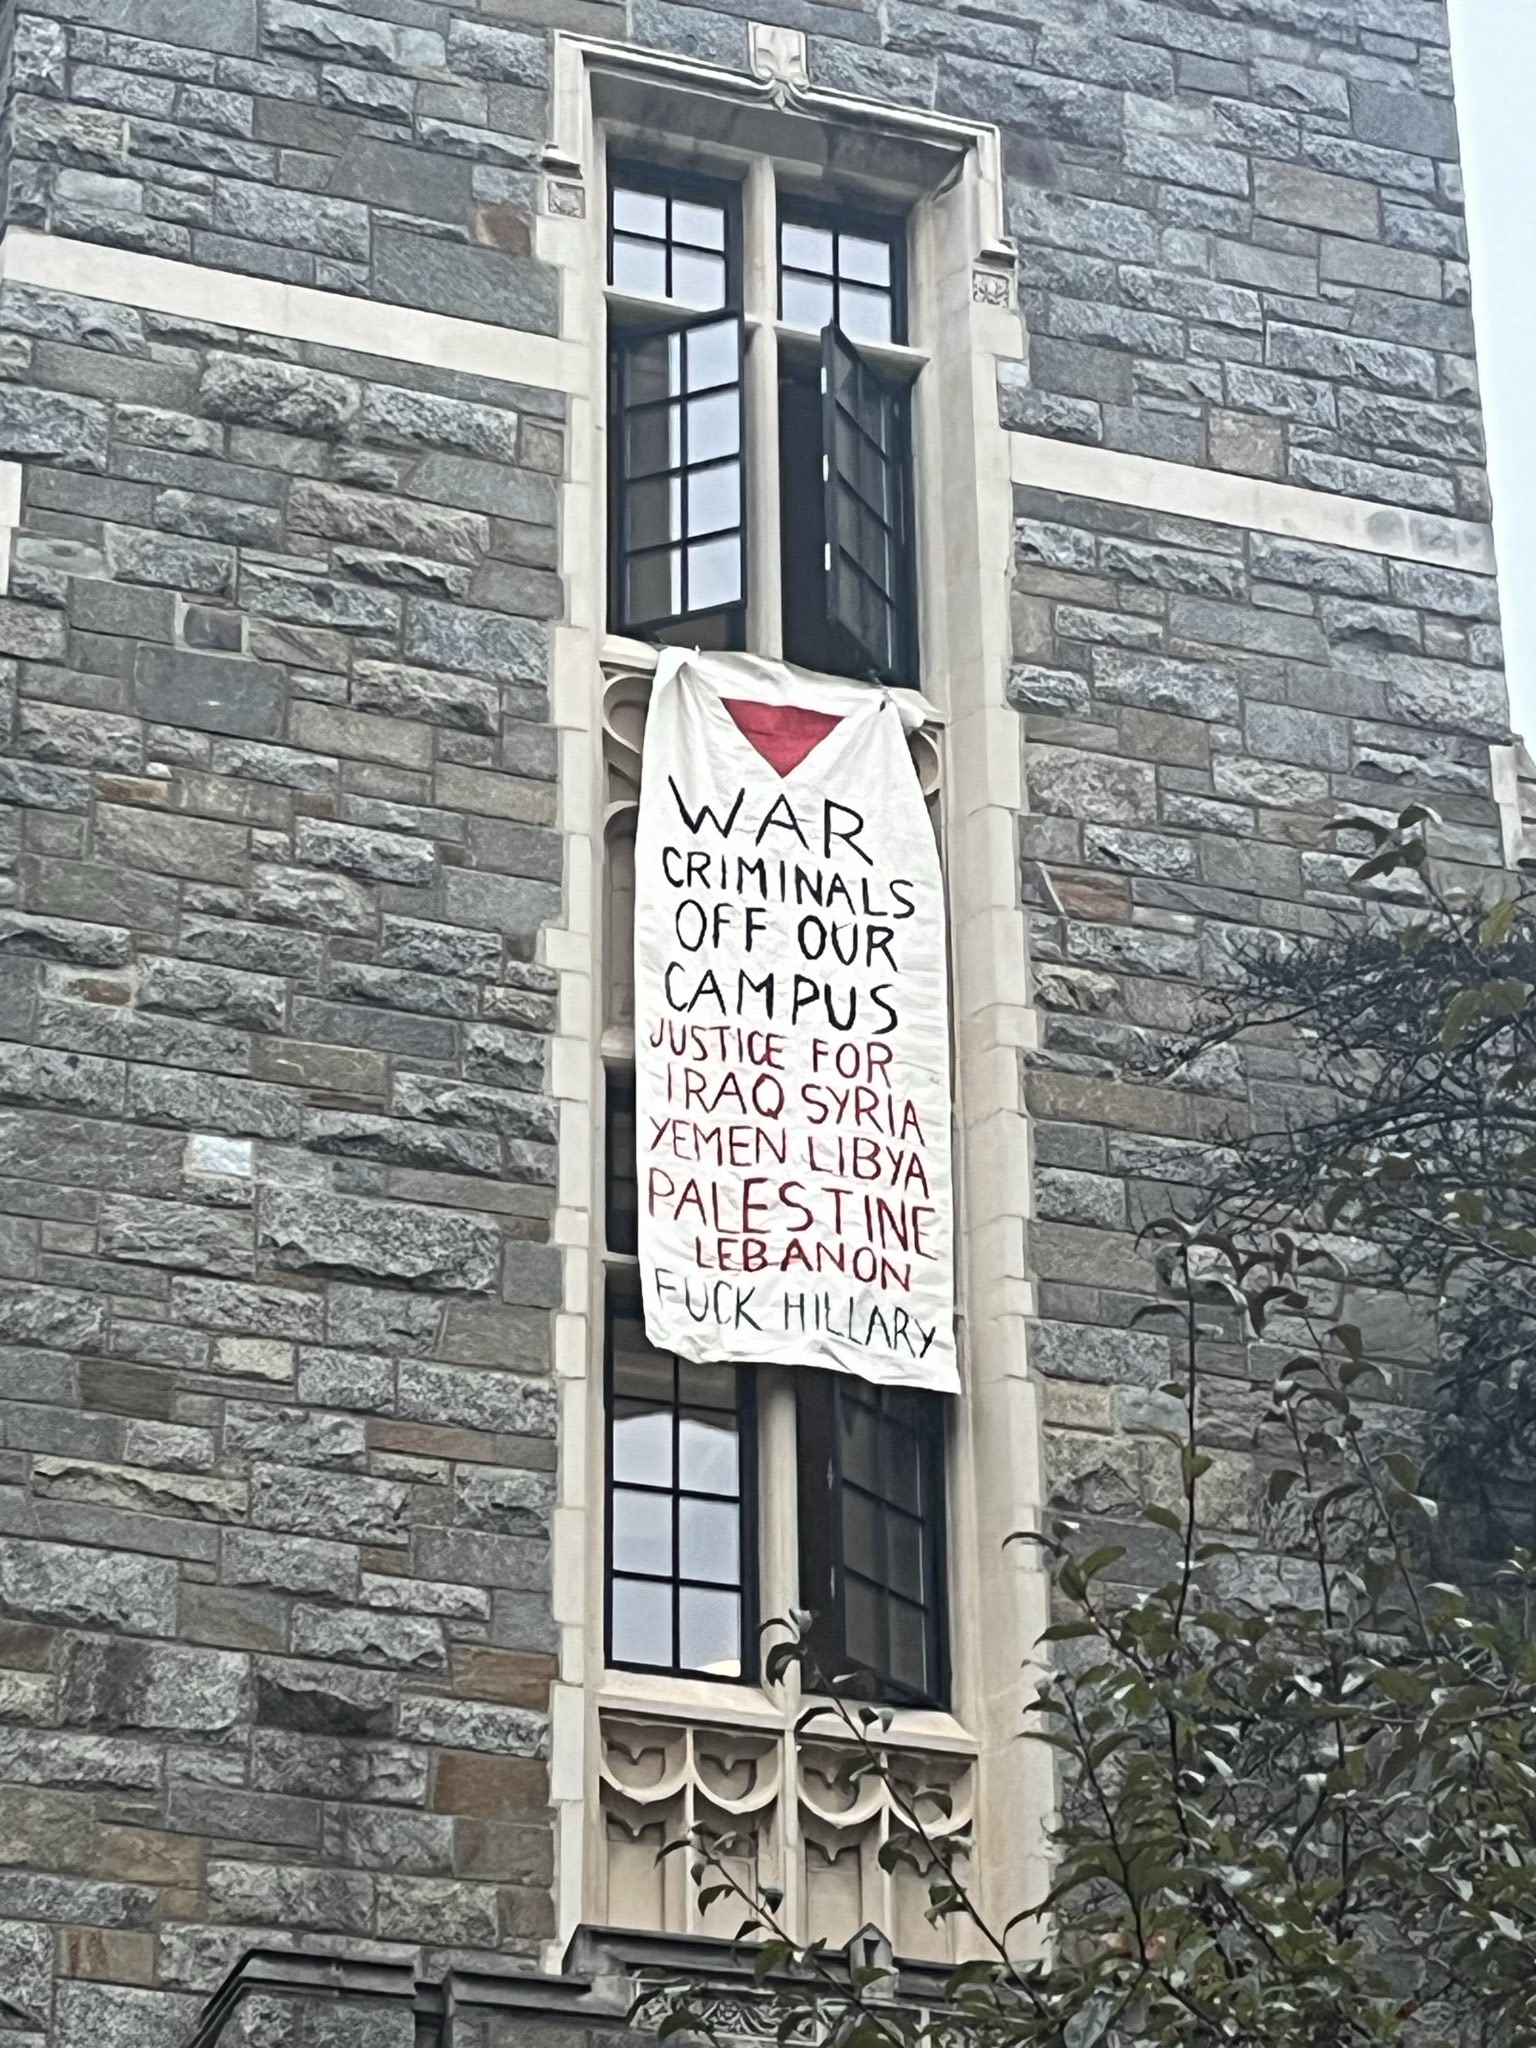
0, 0, 1515, 2043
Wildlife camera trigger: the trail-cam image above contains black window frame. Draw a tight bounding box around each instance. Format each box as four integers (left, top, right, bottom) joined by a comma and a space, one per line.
819, 322, 917, 688
608, 158, 744, 313
797, 1371, 949, 1709
603, 1287, 760, 1685
608, 306, 748, 647
776, 194, 908, 348
606, 161, 749, 650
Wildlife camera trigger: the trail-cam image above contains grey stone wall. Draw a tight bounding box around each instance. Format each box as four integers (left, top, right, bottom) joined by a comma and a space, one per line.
0, 277, 566, 2036
6, 1, 561, 330
1007, 480, 1506, 1581
6, 2, 1478, 522
0, 0, 1513, 2041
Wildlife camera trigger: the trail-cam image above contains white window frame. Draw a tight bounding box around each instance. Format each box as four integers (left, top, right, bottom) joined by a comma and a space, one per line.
534, 27, 1052, 1968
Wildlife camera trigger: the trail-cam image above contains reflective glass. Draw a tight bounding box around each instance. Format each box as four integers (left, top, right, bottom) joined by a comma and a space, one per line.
841, 234, 891, 285
782, 272, 835, 332
626, 547, 683, 624
612, 1575, 672, 1665
680, 1497, 740, 1584
673, 199, 725, 249
611, 1399, 672, 1486
841, 283, 892, 345
843, 1489, 881, 1580
888, 1511, 924, 1601
685, 390, 739, 463
612, 1488, 673, 1577
782, 222, 834, 272
625, 402, 681, 479
623, 332, 682, 407
685, 318, 739, 392
611, 236, 668, 299
672, 248, 726, 310
627, 472, 684, 552
687, 535, 742, 610
678, 1406, 739, 1494
845, 1576, 882, 1670
612, 187, 667, 237
613, 1339, 672, 1403
679, 1587, 741, 1676
889, 1597, 928, 1694
680, 1361, 737, 1412
686, 462, 741, 538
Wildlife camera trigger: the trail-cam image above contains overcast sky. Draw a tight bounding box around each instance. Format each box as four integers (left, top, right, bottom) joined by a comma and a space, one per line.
1448, 1, 1536, 744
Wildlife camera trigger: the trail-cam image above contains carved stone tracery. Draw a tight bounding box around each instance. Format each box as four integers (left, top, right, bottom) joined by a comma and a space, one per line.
598, 1706, 974, 1960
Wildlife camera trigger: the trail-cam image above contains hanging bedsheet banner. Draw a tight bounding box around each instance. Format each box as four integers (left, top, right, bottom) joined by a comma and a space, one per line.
632, 647, 957, 1394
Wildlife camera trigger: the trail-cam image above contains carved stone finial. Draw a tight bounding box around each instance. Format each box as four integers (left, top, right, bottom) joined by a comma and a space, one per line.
749, 22, 810, 102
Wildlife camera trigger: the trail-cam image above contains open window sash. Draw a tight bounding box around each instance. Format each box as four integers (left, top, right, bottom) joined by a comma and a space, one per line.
820, 323, 912, 686
611, 309, 747, 643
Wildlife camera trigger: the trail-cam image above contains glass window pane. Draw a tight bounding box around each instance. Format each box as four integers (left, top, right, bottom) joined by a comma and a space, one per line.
782, 222, 834, 272
680, 1361, 737, 1412
611, 236, 668, 298
612, 187, 666, 237
672, 199, 725, 250
687, 535, 742, 610
626, 548, 683, 623
625, 402, 681, 478
840, 234, 891, 286
844, 1576, 882, 1671
882, 1422, 922, 1507
685, 390, 739, 463
672, 249, 726, 310
612, 1399, 672, 1486
613, 1488, 673, 1577
612, 1335, 671, 1401
678, 1407, 739, 1495
889, 1598, 929, 1695
624, 331, 684, 406
843, 1489, 881, 1580
685, 318, 739, 392
627, 472, 683, 552
888, 1511, 924, 1601
686, 462, 740, 538
841, 283, 893, 345
679, 1587, 741, 1677
612, 1575, 673, 1667
679, 1497, 740, 1585
840, 1397, 880, 1489
782, 272, 835, 332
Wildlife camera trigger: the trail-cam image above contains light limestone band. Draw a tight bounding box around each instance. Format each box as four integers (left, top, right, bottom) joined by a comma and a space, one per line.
1008, 430, 1495, 575
0, 225, 1496, 576
0, 227, 583, 396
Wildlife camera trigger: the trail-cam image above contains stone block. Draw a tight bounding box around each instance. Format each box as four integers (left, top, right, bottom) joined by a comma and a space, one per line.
258, 1188, 501, 1292
396, 1694, 546, 1758
0, 385, 109, 470
0, 1537, 177, 1636
351, 660, 499, 734
99, 1194, 251, 1276
253, 1658, 396, 1740
396, 1360, 555, 1435
290, 1604, 446, 1671
200, 351, 360, 437
59, 1637, 249, 1735
372, 228, 558, 334
296, 817, 437, 888
1254, 159, 1379, 239
252, 864, 377, 934
249, 1464, 410, 1546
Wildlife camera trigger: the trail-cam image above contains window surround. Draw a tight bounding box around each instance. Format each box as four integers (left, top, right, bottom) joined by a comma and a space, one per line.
535, 27, 1050, 1969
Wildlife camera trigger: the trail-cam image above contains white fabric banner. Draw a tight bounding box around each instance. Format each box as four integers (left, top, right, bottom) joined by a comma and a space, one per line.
633, 649, 957, 1394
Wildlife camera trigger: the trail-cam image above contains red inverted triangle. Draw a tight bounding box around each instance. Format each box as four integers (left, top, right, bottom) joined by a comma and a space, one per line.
721, 698, 843, 777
